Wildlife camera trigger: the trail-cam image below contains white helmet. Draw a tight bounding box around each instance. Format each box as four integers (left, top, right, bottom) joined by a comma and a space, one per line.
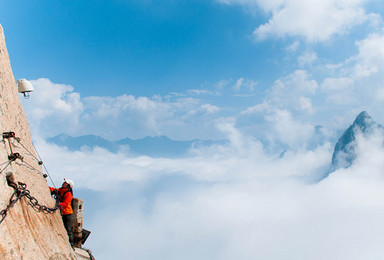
64, 178, 74, 189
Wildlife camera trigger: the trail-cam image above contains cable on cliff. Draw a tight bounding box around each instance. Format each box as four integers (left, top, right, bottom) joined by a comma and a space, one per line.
2, 131, 57, 188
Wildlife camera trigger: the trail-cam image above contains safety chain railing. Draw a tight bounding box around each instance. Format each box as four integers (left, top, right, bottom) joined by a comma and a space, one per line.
0, 132, 91, 250
2, 131, 56, 187
0, 180, 60, 224
0, 131, 60, 225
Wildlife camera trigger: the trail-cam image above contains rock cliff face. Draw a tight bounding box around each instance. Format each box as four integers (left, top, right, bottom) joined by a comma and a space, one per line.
0, 25, 77, 259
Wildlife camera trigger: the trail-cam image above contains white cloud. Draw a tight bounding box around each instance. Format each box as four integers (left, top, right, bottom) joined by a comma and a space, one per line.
215, 79, 232, 90
33, 123, 384, 260
321, 77, 354, 92
232, 78, 258, 92
297, 51, 318, 67
241, 100, 271, 115
83, 94, 175, 134
354, 32, 384, 77
241, 105, 321, 151
22, 79, 228, 140
83, 95, 224, 140
375, 88, 384, 101
237, 70, 321, 149
14, 3, 384, 259
320, 77, 357, 105
219, 0, 373, 42
200, 104, 220, 114
183, 103, 220, 118
239, 28, 384, 135
298, 96, 313, 113
21, 78, 83, 136
285, 40, 300, 52
268, 70, 318, 112
265, 109, 315, 148
314, 31, 384, 113
23, 74, 384, 260
187, 89, 213, 95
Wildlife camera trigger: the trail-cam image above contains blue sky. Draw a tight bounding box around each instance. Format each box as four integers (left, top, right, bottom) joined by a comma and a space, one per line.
3, 0, 384, 143
4, 1, 384, 259
2, 0, 273, 97
3, 0, 384, 142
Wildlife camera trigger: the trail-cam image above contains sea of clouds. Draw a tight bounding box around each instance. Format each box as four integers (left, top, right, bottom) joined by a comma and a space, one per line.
19, 0, 384, 258
30, 127, 384, 260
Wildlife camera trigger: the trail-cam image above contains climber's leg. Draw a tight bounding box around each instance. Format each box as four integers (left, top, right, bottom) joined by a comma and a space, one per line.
62, 214, 74, 246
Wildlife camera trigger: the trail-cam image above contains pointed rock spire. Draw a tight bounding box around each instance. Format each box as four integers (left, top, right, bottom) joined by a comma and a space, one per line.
330, 111, 382, 172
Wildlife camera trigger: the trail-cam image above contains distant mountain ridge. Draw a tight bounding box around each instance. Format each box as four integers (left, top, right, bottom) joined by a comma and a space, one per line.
49, 111, 382, 174
47, 134, 226, 158
330, 111, 383, 172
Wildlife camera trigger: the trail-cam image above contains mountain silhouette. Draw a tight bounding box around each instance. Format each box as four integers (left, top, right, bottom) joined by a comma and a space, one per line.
47, 134, 226, 158
330, 111, 383, 172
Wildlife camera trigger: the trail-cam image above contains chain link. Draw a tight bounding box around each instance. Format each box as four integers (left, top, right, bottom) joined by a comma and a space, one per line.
0, 181, 60, 224
1, 132, 60, 224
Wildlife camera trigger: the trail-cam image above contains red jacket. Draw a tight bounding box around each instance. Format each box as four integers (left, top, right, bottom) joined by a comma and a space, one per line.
49, 187, 73, 215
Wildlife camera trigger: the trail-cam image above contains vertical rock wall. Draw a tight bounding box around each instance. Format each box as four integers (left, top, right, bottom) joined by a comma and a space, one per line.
0, 25, 77, 259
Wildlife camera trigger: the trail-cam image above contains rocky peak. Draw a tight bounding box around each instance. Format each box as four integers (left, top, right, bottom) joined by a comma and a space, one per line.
330, 111, 382, 172
352, 111, 376, 131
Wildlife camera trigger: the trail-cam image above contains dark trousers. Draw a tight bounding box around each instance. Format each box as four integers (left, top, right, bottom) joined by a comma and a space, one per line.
62, 214, 74, 245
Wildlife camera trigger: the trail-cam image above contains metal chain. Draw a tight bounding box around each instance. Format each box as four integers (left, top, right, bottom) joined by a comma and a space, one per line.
4, 132, 56, 187
0, 181, 60, 224
0, 181, 23, 224
0, 132, 60, 224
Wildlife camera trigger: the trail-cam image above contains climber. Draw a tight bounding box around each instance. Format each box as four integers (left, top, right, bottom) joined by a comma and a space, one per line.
49, 178, 74, 246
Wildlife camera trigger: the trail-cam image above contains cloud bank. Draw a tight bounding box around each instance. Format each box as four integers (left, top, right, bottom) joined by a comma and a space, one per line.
17, 2, 384, 259
23, 79, 224, 141
218, 0, 377, 41
32, 125, 384, 260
